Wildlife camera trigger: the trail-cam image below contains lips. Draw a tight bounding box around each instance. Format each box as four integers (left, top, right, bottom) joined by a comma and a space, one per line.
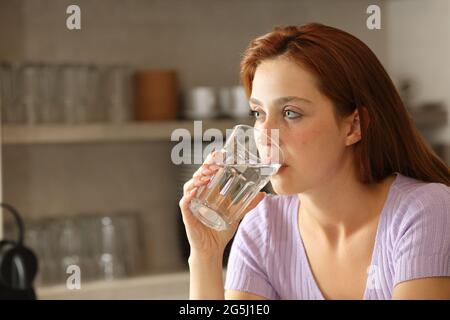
276, 164, 288, 174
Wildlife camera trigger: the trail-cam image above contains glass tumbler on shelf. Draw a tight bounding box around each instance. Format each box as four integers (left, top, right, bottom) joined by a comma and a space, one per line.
55, 217, 82, 282
96, 215, 126, 281
39, 219, 60, 285
102, 66, 133, 123
39, 64, 62, 124
78, 214, 101, 281
20, 63, 42, 125
59, 64, 78, 124
60, 64, 91, 124
189, 124, 283, 231
0, 62, 26, 124
0, 63, 10, 123
86, 65, 104, 123
115, 212, 141, 276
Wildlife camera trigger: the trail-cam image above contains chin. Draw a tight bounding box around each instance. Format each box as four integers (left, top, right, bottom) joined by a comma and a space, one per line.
269, 166, 303, 195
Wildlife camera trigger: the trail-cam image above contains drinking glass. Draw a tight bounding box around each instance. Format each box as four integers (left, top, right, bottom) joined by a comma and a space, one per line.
86, 65, 104, 122
19, 63, 42, 125
189, 124, 283, 231
60, 64, 91, 124
39, 64, 62, 123
1, 63, 24, 124
96, 215, 126, 281
102, 66, 133, 123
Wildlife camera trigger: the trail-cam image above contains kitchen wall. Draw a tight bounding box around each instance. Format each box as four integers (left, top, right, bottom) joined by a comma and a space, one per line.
1, 0, 392, 276
0, 0, 25, 60
0, 0, 27, 239
385, 0, 450, 146
2, 0, 387, 89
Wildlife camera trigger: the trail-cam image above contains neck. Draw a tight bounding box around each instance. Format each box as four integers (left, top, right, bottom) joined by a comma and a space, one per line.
298, 163, 396, 241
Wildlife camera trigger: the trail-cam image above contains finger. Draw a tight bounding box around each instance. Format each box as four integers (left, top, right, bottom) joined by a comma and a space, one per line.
190, 151, 223, 179
193, 166, 213, 178
193, 160, 221, 177
183, 179, 195, 195
184, 174, 213, 197
179, 187, 199, 221
180, 187, 196, 209
204, 150, 220, 165
192, 177, 211, 189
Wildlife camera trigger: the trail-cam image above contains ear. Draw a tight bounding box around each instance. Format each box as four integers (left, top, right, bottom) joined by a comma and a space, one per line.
344, 107, 369, 146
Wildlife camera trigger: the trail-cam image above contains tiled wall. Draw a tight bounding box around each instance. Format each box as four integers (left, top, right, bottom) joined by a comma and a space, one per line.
2, 0, 387, 90
0, 0, 25, 60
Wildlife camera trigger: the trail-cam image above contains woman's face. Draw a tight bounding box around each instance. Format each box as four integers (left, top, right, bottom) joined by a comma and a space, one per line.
250, 57, 359, 195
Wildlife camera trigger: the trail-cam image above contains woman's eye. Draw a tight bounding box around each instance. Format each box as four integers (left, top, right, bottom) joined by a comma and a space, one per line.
284, 110, 301, 119
248, 110, 261, 119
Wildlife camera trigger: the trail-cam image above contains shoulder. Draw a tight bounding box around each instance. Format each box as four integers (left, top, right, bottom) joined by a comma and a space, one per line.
394, 173, 450, 203
382, 174, 450, 286
389, 174, 450, 226
386, 173, 450, 250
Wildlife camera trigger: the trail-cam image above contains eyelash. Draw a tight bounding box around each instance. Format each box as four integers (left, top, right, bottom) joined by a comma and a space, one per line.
248, 109, 302, 120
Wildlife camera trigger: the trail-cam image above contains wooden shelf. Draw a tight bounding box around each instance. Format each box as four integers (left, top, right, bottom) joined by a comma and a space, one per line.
1, 118, 253, 145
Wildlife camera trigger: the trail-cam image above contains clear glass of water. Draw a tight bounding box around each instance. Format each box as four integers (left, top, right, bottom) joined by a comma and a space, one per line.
189, 124, 283, 231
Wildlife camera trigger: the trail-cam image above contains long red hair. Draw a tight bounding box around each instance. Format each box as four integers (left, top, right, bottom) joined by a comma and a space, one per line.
240, 23, 450, 186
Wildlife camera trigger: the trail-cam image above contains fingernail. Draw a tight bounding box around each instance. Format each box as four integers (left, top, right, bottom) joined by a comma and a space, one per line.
190, 187, 198, 195
201, 176, 211, 181
194, 180, 206, 186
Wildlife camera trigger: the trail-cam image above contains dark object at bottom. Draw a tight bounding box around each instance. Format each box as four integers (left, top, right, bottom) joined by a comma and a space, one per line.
0, 283, 36, 300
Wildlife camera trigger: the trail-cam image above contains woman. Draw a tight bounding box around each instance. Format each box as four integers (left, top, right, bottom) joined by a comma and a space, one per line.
179, 23, 450, 300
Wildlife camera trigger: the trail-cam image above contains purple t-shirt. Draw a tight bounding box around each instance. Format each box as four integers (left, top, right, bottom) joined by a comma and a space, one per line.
224, 172, 450, 299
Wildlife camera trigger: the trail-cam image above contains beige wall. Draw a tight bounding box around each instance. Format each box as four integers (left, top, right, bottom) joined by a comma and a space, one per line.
385, 0, 450, 145
0, 0, 27, 238
0, 0, 25, 60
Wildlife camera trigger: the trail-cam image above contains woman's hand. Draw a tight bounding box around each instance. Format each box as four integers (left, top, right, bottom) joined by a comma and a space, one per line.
179, 151, 266, 258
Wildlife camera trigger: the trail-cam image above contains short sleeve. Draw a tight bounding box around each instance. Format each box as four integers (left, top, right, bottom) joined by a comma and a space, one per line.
224, 197, 279, 300
393, 183, 450, 286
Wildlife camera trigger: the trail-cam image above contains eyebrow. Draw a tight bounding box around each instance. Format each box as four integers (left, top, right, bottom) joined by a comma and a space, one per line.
249, 96, 312, 107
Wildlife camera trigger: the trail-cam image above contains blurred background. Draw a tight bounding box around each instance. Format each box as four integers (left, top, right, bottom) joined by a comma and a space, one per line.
0, 0, 448, 299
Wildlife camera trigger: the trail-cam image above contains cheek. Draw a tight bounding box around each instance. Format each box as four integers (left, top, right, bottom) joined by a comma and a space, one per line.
286, 127, 342, 165
285, 128, 321, 159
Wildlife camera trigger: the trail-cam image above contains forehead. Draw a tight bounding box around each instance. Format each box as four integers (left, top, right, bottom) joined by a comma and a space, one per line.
252, 58, 320, 101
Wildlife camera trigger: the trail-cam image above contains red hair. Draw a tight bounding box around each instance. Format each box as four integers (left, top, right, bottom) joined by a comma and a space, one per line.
240, 23, 449, 185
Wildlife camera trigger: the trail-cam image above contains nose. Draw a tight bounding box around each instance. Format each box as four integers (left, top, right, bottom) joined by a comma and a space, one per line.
254, 122, 283, 165
255, 116, 282, 146
254, 116, 280, 143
